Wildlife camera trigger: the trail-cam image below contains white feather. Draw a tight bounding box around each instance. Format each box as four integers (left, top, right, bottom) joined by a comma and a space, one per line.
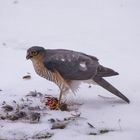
69, 79, 98, 94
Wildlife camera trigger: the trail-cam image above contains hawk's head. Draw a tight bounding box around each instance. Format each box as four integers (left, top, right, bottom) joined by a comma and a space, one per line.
26, 46, 45, 60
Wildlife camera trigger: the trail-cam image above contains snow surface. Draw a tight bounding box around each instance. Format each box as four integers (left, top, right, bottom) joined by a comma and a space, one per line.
0, 0, 140, 139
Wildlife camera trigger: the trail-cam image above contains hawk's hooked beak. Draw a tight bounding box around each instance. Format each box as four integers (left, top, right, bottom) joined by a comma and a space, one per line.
26, 52, 32, 60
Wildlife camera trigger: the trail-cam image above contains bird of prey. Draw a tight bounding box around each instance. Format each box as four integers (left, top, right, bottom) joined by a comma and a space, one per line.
26, 46, 130, 105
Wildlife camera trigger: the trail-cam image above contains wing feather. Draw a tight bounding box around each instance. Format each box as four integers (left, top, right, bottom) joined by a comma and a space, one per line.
43, 50, 99, 80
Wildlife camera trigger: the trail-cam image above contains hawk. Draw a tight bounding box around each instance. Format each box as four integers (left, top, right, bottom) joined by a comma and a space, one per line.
26, 46, 130, 105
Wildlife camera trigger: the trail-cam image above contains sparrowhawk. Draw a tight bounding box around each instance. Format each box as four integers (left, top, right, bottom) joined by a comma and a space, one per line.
26, 46, 130, 105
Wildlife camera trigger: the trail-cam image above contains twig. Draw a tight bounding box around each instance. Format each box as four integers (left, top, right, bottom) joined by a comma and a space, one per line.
87, 122, 95, 128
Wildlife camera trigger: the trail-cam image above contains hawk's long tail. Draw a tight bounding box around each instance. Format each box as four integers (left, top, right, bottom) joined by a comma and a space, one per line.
93, 77, 130, 103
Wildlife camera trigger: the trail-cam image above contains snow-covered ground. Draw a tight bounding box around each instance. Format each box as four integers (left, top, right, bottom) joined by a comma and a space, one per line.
0, 0, 140, 139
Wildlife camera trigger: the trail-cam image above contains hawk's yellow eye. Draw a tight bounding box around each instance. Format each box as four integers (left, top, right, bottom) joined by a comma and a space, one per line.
31, 51, 38, 56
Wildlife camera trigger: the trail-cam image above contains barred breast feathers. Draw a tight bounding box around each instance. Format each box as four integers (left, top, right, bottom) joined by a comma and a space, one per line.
32, 59, 69, 91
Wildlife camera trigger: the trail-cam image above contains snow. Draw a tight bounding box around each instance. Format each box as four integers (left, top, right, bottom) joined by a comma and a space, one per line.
0, 0, 140, 139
